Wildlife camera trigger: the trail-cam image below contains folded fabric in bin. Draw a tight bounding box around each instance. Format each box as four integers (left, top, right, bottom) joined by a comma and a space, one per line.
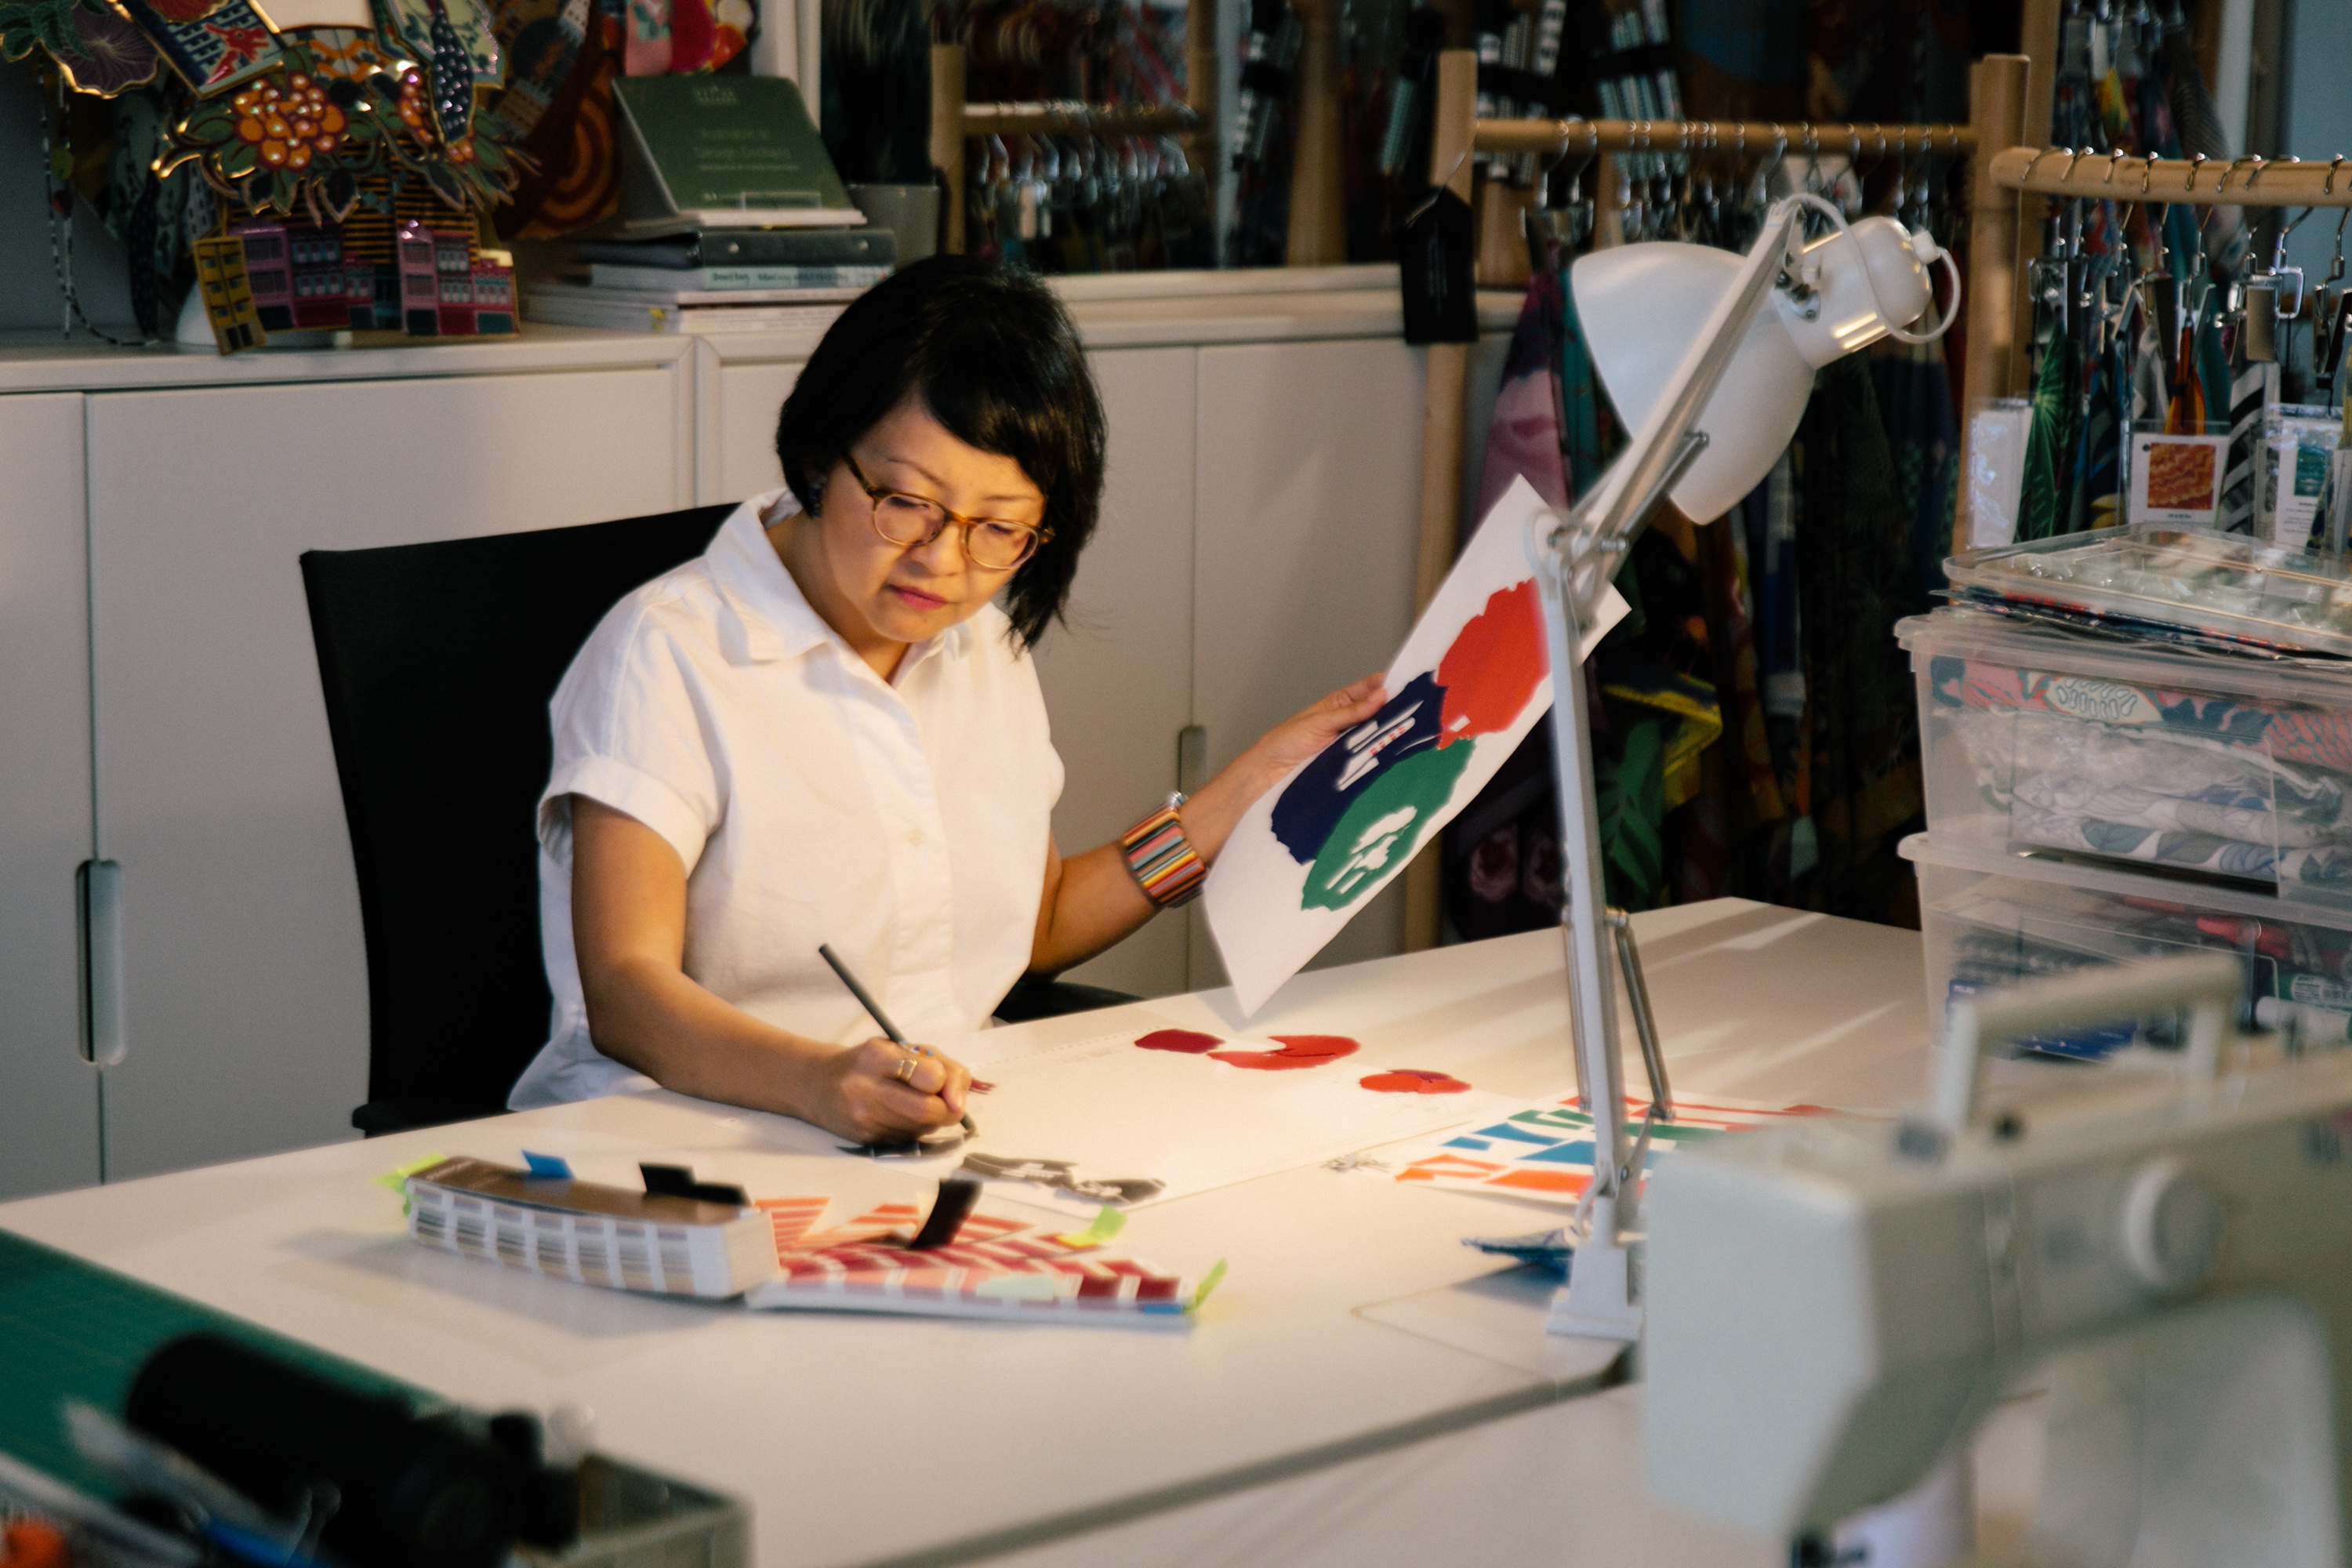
2013, 773, 2349, 847
2012, 805, 2352, 891
1949, 708, 2352, 847
1928, 652, 2352, 775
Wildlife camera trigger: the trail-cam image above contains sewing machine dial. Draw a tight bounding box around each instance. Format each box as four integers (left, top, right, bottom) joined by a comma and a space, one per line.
2118, 1154, 2224, 1294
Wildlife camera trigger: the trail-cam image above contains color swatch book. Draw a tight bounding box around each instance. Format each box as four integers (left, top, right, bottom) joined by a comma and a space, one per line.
398, 1159, 1218, 1323
402, 1156, 780, 1298
743, 1198, 1221, 1323
1357, 1094, 1835, 1203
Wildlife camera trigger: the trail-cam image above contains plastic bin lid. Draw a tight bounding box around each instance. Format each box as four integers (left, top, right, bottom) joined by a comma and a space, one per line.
1900, 827, 2352, 929
1942, 522, 2352, 659
1896, 606, 2352, 707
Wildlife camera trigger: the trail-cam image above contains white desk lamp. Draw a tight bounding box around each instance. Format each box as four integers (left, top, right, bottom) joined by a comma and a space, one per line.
1534, 193, 1958, 1340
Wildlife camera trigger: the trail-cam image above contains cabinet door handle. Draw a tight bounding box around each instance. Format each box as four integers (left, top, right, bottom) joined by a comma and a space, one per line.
76, 859, 126, 1067
1176, 724, 1208, 797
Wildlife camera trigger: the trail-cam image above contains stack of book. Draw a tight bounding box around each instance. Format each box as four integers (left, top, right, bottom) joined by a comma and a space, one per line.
521, 75, 895, 336
526, 228, 898, 336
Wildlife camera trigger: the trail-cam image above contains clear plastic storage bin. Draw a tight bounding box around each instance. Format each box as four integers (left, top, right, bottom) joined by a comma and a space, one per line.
1899, 607, 2352, 906
1901, 829, 2352, 1060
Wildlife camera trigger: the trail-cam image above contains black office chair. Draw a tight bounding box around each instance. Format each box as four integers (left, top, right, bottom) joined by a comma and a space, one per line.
303, 503, 1133, 1138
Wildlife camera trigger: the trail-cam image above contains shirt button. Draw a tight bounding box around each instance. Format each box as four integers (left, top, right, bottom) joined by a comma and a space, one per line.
906, 829, 927, 847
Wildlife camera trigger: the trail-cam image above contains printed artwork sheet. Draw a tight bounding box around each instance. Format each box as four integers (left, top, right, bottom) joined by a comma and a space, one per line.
1358, 1092, 1834, 1205
945, 1018, 1515, 1212
1203, 476, 1627, 1015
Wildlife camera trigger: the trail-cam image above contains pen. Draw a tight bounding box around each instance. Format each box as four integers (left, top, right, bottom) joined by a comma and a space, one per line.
818, 944, 977, 1135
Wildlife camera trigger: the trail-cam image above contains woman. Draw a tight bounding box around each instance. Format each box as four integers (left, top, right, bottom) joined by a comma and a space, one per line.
509, 256, 1384, 1142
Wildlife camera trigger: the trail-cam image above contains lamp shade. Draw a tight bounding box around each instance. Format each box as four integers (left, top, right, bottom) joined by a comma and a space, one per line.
1572, 216, 1936, 524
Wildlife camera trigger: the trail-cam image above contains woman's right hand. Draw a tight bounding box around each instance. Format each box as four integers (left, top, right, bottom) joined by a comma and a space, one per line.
809, 1038, 972, 1143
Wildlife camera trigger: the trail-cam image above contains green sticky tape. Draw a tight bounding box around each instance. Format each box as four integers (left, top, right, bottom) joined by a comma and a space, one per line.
1189, 1258, 1229, 1312
1054, 1205, 1127, 1250
374, 1152, 446, 1216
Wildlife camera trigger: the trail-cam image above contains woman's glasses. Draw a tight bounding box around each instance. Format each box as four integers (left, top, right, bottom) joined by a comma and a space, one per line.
844, 453, 1050, 571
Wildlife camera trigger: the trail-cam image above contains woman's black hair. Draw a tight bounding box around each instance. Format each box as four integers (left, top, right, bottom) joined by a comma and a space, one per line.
774, 256, 1105, 649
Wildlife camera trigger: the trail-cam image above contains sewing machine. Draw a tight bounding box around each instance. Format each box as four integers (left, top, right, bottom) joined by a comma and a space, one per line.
1643, 952, 2352, 1566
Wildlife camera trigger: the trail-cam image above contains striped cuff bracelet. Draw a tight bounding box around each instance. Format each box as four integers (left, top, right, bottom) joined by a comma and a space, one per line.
1120, 800, 1206, 909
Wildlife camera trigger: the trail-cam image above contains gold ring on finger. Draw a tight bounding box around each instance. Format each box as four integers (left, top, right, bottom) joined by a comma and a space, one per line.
892, 1056, 919, 1083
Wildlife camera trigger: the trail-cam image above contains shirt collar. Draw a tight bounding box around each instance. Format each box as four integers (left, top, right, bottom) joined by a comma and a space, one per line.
704, 488, 973, 676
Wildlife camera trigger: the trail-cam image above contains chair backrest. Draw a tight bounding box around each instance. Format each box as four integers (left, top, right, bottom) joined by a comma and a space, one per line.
300, 503, 735, 1131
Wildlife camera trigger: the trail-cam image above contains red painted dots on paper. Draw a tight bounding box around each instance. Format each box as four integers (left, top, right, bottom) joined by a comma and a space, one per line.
1134, 1029, 1223, 1054
1208, 1035, 1362, 1071
1359, 1069, 1471, 1094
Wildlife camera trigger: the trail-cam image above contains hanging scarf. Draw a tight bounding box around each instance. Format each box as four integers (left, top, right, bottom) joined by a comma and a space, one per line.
2018, 331, 2080, 541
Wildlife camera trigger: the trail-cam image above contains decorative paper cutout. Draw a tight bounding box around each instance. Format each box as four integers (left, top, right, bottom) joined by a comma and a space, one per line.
111, 0, 281, 94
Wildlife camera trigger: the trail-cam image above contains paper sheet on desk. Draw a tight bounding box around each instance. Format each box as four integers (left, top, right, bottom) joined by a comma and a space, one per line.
947, 1019, 1514, 1213
1354, 1092, 1835, 1205
1203, 476, 1628, 1016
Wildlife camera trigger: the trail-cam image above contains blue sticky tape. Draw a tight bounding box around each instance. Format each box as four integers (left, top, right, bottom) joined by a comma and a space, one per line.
521, 1150, 573, 1179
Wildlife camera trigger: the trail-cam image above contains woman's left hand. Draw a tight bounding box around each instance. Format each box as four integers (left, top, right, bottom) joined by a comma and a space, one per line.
1240, 673, 1389, 783
1172, 673, 1388, 866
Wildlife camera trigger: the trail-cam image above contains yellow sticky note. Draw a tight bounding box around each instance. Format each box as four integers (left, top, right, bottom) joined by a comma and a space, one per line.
1189, 1258, 1229, 1312
1054, 1206, 1127, 1250
375, 1152, 446, 1214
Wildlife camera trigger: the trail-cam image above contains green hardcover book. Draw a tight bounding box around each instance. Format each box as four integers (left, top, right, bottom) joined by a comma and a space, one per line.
607, 77, 866, 233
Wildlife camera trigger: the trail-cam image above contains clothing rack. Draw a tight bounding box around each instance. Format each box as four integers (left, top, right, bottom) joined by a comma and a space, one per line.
1400, 49, 2027, 951
931, 0, 1218, 259
1947, 143, 2352, 541
930, 43, 1207, 256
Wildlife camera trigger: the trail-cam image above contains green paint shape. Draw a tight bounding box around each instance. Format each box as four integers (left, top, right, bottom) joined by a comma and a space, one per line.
1301, 742, 1473, 910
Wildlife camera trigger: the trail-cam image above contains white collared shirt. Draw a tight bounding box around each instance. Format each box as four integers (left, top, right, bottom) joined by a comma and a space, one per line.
508, 488, 1063, 1108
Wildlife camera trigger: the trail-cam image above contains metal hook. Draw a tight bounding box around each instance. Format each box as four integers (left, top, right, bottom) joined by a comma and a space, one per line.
2142, 152, 2158, 194
2106, 149, 2127, 184
2187, 151, 2208, 193
2220, 154, 2257, 193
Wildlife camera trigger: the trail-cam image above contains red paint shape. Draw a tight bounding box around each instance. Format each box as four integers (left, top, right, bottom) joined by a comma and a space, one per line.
1208, 1035, 1360, 1071
1436, 579, 1546, 747
1134, 1029, 1222, 1054
1359, 1069, 1472, 1094
1265, 1034, 1361, 1058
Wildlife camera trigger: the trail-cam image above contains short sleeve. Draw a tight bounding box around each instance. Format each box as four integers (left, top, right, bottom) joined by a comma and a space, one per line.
537, 598, 722, 874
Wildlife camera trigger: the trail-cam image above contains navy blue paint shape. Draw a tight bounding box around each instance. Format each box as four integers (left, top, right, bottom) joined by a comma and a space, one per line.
1269, 671, 1448, 865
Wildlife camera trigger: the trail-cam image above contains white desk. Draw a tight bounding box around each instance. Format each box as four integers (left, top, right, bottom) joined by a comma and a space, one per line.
0, 900, 1934, 1566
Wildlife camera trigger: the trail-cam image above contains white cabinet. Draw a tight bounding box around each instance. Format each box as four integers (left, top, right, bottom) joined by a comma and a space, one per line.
1187, 338, 1429, 988
85, 367, 688, 1181
699, 356, 801, 503
1031, 347, 1197, 998
0, 394, 100, 1200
